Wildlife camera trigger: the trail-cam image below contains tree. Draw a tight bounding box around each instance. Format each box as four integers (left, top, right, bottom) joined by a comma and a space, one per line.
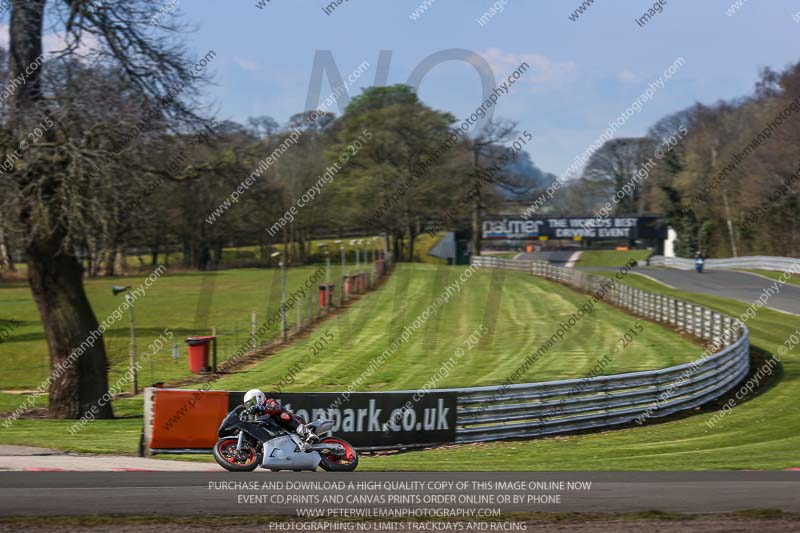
464, 119, 521, 256
3, 0, 210, 418
582, 137, 657, 215
247, 115, 279, 139
330, 85, 456, 260
646, 107, 699, 257
644, 61, 800, 257
271, 111, 334, 263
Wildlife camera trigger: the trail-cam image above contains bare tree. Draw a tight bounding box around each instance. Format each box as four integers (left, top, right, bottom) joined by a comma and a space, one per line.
583, 137, 656, 215
466, 119, 519, 256
4, 0, 210, 418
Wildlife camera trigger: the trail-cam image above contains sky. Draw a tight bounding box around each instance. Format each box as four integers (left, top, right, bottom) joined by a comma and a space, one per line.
175, 0, 800, 177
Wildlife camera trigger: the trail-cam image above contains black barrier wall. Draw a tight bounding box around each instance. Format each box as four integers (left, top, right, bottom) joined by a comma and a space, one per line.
228, 391, 458, 447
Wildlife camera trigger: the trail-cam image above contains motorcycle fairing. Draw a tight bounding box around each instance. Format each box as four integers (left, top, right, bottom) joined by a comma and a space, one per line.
261, 435, 322, 471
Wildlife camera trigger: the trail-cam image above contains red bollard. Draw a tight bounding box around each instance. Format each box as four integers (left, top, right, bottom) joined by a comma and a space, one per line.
319, 284, 335, 308
343, 275, 351, 297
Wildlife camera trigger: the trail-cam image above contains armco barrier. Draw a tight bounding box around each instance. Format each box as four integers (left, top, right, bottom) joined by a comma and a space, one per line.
648, 255, 800, 272
462, 256, 749, 443
141, 257, 749, 455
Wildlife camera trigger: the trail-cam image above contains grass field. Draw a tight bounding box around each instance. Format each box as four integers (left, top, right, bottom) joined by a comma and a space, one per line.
0, 263, 701, 455
207, 264, 699, 393
576, 249, 652, 268
0, 265, 333, 392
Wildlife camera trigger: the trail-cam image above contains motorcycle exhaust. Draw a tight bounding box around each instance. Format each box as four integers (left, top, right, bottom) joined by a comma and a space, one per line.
307, 442, 346, 456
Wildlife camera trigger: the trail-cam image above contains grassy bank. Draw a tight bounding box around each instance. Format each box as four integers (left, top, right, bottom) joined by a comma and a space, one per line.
576, 249, 652, 268
739, 269, 800, 286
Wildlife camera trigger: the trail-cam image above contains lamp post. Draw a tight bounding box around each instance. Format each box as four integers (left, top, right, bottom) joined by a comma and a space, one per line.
351, 239, 360, 272
112, 284, 137, 394
352, 239, 362, 293
335, 240, 345, 303
271, 252, 287, 341
370, 237, 378, 280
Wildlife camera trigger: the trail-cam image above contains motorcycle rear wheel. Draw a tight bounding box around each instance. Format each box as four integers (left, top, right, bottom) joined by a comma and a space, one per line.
212, 436, 261, 472
318, 437, 358, 472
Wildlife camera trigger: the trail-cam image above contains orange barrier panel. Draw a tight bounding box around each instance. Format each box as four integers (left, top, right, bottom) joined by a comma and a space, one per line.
148, 388, 230, 450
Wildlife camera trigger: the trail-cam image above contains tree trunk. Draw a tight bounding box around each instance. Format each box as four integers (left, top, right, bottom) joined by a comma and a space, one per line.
196, 243, 210, 270
27, 233, 113, 419
182, 238, 192, 267
406, 223, 415, 261
83, 243, 94, 278
104, 247, 116, 277
10, 0, 112, 418
116, 246, 127, 274
297, 228, 306, 263
392, 232, 403, 261
214, 241, 223, 266
0, 221, 15, 272
87, 237, 100, 278
150, 243, 159, 267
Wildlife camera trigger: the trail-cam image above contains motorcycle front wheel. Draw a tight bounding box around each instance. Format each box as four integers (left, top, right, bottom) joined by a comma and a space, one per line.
212, 436, 261, 472
318, 437, 358, 472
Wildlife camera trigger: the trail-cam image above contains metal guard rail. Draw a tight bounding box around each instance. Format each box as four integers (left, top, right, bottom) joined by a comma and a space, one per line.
648, 255, 800, 272
452, 256, 750, 443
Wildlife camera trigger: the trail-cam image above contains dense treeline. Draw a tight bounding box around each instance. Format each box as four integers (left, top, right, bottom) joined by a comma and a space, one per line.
3, 60, 799, 277
559, 61, 800, 258
1, 82, 534, 273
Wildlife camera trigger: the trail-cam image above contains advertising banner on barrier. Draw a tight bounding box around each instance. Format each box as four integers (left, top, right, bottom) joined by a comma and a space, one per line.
228, 391, 458, 447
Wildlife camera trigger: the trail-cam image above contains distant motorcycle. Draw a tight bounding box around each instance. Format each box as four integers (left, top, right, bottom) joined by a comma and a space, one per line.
212, 405, 358, 472
695, 256, 704, 273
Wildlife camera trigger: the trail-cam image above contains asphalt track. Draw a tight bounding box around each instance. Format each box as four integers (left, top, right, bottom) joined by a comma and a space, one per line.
0, 445, 217, 472
625, 268, 800, 315
1, 472, 799, 516
521, 255, 800, 315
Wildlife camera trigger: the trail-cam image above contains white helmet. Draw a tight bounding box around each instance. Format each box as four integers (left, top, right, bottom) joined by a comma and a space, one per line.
243, 389, 266, 408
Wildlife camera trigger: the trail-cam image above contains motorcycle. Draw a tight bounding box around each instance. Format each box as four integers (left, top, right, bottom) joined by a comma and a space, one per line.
211, 405, 358, 472
695, 257, 704, 273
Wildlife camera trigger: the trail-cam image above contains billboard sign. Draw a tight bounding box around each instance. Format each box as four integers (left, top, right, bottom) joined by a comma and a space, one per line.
482, 216, 666, 241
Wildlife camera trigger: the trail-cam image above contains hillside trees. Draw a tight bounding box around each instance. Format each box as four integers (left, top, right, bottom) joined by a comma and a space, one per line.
559, 61, 800, 258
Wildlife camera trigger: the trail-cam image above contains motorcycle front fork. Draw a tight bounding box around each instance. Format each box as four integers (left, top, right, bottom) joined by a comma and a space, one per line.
236, 431, 245, 453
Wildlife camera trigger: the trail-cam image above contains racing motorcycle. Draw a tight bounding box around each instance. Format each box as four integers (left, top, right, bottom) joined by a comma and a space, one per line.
211, 405, 358, 472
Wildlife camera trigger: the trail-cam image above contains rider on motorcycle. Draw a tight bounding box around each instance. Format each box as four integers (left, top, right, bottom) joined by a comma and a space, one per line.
243, 389, 317, 448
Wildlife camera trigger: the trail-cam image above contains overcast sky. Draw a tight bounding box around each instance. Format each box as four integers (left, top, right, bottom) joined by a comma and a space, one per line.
179, 0, 800, 176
